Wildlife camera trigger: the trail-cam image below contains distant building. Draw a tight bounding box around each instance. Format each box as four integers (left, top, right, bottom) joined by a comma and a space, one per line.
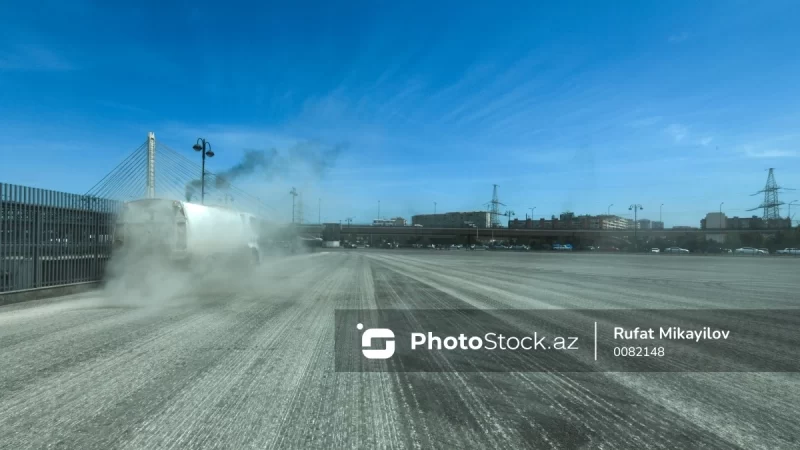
516, 214, 631, 230
637, 219, 652, 230
391, 217, 407, 227
727, 216, 754, 229
651, 221, 664, 230
765, 217, 792, 228
596, 215, 630, 230
412, 211, 491, 228
370, 217, 408, 227
702, 212, 727, 230
725, 215, 791, 230
701, 213, 726, 243
698, 214, 792, 243
508, 218, 534, 229
530, 218, 553, 229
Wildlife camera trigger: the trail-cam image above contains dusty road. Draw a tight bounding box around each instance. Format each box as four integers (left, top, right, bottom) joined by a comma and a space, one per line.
1, 250, 798, 449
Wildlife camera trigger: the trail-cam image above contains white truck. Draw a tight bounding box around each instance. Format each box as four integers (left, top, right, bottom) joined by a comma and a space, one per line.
113, 199, 262, 267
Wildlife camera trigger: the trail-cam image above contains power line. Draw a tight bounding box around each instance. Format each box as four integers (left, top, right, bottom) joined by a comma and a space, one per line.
747, 168, 795, 219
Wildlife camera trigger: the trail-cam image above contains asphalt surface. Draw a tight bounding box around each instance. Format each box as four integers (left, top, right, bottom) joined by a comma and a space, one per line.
1, 250, 798, 449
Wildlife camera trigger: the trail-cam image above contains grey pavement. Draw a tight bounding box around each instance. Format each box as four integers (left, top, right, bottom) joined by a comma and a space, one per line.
1, 250, 798, 449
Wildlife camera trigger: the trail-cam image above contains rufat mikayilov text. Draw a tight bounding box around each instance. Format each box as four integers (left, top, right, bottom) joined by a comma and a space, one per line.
411, 332, 580, 351
614, 327, 731, 342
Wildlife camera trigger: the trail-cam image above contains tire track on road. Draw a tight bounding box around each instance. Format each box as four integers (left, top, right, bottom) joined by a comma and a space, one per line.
362, 252, 742, 448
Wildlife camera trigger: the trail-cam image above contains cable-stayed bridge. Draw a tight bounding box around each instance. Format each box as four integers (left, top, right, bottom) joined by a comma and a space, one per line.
84, 132, 275, 218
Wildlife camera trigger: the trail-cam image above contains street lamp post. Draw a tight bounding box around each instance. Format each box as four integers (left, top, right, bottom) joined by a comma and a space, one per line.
529, 207, 536, 221
289, 187, 298, 224
378, 200, 381, 221
318, 198, 321, 224
629, 204, 643, 251
789, 200, 798, 226
660, 203, 664, 224
719, 202, 724, 229
505, 210, 516, 229
607, 204, 614, 215
434, 202, 437, 215
192, 138, 215, 205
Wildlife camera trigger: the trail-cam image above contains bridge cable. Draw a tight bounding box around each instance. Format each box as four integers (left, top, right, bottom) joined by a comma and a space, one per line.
85, 142, 146, 196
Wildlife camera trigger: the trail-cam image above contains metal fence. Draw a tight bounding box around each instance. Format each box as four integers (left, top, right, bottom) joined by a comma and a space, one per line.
0, 183, 121, 293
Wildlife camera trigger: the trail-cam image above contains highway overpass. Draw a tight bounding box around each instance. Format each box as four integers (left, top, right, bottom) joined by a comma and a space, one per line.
295, 224, 796, 240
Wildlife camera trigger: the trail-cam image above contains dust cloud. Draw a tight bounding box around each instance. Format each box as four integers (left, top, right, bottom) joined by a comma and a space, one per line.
100, 203, 320, 309
102, 138, 342, 308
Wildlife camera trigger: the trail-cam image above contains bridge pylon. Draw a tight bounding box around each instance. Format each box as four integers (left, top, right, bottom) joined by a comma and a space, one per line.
146, 132, 156, 199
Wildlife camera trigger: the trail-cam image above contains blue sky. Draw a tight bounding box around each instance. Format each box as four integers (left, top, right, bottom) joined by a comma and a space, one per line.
2, 0, 800, 226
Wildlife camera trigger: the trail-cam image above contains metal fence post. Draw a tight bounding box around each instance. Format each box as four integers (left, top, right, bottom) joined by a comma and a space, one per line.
0, 183, 4, 291
33, 188, 41, 288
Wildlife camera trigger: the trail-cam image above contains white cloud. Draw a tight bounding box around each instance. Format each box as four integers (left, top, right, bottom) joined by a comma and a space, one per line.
508, 149, 571, 165
96, 101, 150, 114
0, 44, 74, 71
665, 124, 689, 142
627, 116, 662, 128
668, 32, 690, 43
742, 147, 797, 158
698, 136, 714, 146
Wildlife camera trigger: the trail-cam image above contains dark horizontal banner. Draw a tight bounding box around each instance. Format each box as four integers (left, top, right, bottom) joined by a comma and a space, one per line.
334, 309, 800, 372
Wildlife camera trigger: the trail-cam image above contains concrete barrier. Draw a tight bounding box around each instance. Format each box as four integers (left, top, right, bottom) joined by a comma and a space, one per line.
0, 282, 101, 307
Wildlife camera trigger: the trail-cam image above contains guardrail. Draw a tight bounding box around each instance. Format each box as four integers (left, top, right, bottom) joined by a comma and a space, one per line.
0, 183, 121, 293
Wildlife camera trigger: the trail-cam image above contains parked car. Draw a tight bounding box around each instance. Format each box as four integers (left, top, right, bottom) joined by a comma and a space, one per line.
776, 248, 800, 255
664, 247, 689, 254
651, 248, 660, 253
734, 247, 767, 255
